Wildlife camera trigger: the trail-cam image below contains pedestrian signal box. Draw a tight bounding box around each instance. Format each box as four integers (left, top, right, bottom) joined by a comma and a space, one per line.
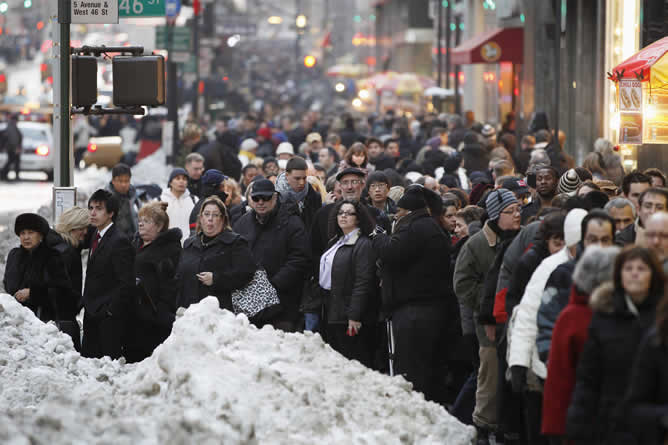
72, 55, 98, 107
112, 55, 165, 106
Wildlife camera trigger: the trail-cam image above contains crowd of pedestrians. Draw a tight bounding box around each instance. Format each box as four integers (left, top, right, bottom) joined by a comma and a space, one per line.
4, 108, 668, 444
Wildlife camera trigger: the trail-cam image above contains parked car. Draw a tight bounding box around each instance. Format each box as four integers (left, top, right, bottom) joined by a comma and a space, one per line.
83, 135, 123, 169
0, 120, 54, 180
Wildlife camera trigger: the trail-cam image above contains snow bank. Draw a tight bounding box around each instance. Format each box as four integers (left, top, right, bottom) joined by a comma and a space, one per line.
0, 294, 476, 444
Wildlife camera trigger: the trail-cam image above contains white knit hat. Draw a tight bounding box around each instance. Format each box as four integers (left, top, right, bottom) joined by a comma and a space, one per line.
564, 208, 588, 247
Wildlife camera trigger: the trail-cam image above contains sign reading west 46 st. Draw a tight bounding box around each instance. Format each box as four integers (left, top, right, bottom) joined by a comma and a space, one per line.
119, 0, 165, 17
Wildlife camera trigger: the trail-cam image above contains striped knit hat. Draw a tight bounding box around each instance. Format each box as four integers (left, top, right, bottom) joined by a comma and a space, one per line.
485, 188, 519, 221
558, 168, 581, 196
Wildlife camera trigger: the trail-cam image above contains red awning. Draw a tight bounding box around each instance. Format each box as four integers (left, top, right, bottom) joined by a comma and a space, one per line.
451, 27, 523, 65
610, 36, 668, 81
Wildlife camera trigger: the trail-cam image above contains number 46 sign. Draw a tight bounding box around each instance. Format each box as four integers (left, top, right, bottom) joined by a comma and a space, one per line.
119, 0, 166, 17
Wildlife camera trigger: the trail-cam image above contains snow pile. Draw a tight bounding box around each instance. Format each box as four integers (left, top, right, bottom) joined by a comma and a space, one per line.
0, 294, 476, 444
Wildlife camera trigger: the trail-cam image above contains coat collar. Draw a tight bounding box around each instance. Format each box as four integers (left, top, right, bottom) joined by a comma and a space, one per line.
482, 221, 499, 247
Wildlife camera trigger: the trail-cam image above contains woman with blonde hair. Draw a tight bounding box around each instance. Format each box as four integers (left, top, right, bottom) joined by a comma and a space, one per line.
175, 196, 256, 311
307, 175, 328, 204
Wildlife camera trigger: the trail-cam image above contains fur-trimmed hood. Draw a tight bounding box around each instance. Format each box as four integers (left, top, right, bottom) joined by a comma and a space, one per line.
589, 281, 616, 313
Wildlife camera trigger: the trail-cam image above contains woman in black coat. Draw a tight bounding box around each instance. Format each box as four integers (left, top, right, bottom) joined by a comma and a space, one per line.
51, 206, 91, 351
124, 201, 182, 363
566, 246, 666, 444
4, 213, 71, 325
176, 196, 256, 311
624, 289, 668, 445
319, 199, 377, 367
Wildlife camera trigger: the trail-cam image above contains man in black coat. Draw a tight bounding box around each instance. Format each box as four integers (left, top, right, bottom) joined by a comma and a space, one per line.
0, 114, 22, 181
234, 179, 311, 331
371, 185, 451, 401
82, 189, 135, 359
196, 138, 242, 182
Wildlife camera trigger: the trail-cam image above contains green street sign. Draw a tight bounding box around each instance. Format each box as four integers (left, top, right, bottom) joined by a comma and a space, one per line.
119, 0, 165, 17
155, 26, 191, 52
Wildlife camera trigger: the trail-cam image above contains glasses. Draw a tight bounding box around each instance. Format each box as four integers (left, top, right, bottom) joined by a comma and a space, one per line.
251, 195, 273, 202
202, 212, 223, 220
645, 231, 668, 241
337, 210, 357, 217
369, 183, 387, 190
340, 179, 362, 187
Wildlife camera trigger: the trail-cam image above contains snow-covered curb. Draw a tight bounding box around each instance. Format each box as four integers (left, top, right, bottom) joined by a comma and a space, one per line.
0, 294, 476, 444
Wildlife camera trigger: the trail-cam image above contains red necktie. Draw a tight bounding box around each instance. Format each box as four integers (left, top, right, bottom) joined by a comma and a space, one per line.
91, 232, 101, 255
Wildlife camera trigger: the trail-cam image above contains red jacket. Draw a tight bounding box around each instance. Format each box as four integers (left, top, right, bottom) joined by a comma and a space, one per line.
541, 285, 593, 436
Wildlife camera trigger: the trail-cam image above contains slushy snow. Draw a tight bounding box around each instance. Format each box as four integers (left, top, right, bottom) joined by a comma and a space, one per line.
0, 294, 476, 444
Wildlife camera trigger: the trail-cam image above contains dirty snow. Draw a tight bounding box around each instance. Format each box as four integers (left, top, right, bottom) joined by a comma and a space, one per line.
0, 294, 476, 444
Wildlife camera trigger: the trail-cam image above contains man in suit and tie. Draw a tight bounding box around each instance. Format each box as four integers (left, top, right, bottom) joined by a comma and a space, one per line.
82, 189, 135, 359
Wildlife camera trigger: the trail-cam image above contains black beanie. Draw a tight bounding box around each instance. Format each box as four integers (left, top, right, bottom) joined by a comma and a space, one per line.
397, 185, 427, 211
14, 213, 50, 237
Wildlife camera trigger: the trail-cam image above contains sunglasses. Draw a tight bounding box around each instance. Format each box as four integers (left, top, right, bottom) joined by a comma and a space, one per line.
251, 195, 273, 202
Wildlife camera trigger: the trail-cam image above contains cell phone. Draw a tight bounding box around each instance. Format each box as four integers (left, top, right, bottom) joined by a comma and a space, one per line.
526, 172, 536, 188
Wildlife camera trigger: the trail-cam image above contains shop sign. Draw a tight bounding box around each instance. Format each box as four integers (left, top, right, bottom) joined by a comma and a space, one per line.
481, 41, 501, 63
619, 80, 642, 144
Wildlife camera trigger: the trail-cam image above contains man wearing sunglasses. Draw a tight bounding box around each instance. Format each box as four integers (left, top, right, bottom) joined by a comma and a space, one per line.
233, 179, 311, 332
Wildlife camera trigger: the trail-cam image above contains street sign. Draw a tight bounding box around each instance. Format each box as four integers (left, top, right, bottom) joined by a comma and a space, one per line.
71, 0, 119, 24
155, 26, 191, 51
119, 0, 165, 17
165, 0, 180, 18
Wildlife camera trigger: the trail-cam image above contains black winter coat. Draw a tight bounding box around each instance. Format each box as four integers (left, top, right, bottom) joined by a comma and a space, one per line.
372, 208, 451, 313
233, 202, 311, 319
196, 140, 242, 181
3, 240, 71, 322
323, 231, 377, 324
46, 230, 83, 320
176, 230, 256, 311
616, 221, 637, 247
625, 327, 668, 445
566, 285, 661, 444
133, 228, 182, 326
505, 241, 550, 316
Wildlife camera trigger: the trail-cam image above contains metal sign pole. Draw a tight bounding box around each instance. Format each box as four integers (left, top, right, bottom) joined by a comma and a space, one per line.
56, 0, 72, 187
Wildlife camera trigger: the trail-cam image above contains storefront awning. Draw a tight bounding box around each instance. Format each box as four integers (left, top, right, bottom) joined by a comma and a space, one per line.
451, 27, 523, 65
610, 36, 668, 86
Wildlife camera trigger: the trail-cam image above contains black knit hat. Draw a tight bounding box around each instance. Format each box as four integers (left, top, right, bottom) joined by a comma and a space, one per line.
168, 167, 189, 187
397, 185, 427, 211
14, 213, 50, 237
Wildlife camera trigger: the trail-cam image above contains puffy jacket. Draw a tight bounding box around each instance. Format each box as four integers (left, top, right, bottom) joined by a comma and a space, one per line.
507, 247, 570, 378
536, 259, 575, 362
625, 326, 668, 445
233, 201, 311, 319
175, 230, 256, 311
373, 208, 450, 313
161, 188, 198, 245
324, 230, 377, 324
566, 283, 661, 444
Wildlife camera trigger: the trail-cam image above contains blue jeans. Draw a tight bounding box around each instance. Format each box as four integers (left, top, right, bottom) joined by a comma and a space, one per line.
304, 313, 320, 332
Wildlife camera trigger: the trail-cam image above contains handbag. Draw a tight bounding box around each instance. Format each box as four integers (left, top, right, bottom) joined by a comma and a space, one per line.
231, 268, 282, 323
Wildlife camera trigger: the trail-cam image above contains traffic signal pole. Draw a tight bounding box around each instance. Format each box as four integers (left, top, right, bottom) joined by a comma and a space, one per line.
55, 0, 72, 187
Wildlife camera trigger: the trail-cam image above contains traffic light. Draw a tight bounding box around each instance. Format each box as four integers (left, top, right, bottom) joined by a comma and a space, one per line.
112, 55, 165, 106
303, 55, 316, 68
40, 62, 52, 82
0, 72, 7, 95
72, 56, 97, 107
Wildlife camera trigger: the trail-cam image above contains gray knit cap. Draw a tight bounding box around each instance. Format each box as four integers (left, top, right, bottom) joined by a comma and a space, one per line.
485, 188, 519, 221
572, 245, 621, 295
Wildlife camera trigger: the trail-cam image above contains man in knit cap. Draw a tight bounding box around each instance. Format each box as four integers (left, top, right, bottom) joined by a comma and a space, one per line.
372, 184, 451, 402
454, 188, 522, 442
